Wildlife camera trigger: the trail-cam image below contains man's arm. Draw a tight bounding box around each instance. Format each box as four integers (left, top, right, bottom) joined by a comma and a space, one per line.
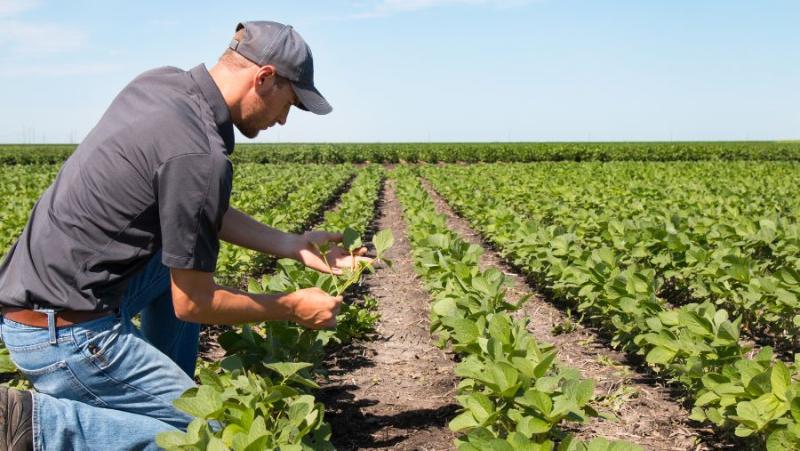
219, 206, 302, 259
219, 207, 372, 274
169, 267, 341, 327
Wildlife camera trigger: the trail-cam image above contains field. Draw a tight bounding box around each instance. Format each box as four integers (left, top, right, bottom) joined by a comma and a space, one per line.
1, 142, 799, 450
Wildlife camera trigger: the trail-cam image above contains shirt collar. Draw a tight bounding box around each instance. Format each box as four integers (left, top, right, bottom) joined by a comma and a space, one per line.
189, 64, 236, 154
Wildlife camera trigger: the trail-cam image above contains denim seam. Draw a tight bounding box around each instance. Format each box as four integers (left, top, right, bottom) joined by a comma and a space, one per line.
61, 360, 112, 408
32, 393, 41, 451
13, 360, 68, 377
3, 337, 74, 352
84, 353, 187, 414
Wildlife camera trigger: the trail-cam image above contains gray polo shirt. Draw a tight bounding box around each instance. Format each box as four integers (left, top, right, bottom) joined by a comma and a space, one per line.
0, 64, 235, 312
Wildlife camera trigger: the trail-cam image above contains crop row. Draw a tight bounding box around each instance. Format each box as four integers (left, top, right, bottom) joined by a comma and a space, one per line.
0, 164, 60, 253
159, 166, 390, 450
424, 164, 800, 449
423, 162, 800, 351
392, 168, 640, 451
3, 141, 800, 165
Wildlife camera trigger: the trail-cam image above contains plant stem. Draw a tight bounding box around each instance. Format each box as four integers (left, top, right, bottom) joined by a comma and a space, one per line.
321, 252, 342, 295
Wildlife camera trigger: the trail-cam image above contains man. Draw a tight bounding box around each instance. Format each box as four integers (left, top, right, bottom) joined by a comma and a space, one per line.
0, 21, 359, 450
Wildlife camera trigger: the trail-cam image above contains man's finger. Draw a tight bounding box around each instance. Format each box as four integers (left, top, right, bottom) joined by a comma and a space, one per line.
331, 297, 343, 316
356, 256, 375, 266
325, 231, 343, 243
355, 246, 368, 256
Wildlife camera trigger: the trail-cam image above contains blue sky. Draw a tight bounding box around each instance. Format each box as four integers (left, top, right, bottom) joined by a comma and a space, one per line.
0, 0, 798, 143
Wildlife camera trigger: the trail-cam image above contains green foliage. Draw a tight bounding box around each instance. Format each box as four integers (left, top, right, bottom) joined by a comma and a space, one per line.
156, 363, 333, 451
393, 169, 637, 449
5, 142, 800, 165
425, 161, 800, 447
0, 164, 59, 254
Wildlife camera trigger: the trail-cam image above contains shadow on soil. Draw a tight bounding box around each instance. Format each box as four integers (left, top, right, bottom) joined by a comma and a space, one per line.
319, 381, 458, 450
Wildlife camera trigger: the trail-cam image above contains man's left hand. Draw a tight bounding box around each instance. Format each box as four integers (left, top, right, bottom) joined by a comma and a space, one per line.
296, 231, 373, 275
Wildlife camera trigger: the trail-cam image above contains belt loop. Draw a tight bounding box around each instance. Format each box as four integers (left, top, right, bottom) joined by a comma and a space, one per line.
46, 310, 57, 345
33, 306, 59, 345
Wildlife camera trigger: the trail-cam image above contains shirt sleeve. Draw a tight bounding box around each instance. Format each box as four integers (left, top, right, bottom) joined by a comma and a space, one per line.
154, 153, 232, 272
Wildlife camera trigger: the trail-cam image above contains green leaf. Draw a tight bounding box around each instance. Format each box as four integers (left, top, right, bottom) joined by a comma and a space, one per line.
156, 430, 191, 448
0, 347, 17, 374
265, 362, 313, 380
770, 361, 790, 402
767, 429, 798, 451
207, 437, 230, 451
695, 391, 720, 407
464, 392, 496, 423
432, 297, 458, 317
373, 229, 394, 257
173, 386, 224, 419
645, 346, 676, 365
518, 389, 553, 415
449, 411, 479, 432
443, 317, 480, 344
287, 395, 315, 426
488, 314, 512, 345
342, 227, 362, 252
533, 352, 556, 379
516, 415, 552, 435
574, 380, 595, 406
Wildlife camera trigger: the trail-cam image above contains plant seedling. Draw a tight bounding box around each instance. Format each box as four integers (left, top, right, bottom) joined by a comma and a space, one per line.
314, 227, 394, 296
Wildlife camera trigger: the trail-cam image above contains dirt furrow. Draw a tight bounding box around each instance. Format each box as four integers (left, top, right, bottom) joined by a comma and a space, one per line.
420, 178, 708, 451
320, 179, 459, 450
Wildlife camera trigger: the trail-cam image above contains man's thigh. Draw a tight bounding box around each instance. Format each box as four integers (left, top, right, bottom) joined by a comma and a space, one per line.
1, 314, 196, 430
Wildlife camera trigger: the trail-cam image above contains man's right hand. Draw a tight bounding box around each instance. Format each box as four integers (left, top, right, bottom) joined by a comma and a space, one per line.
286, 287, 342, 329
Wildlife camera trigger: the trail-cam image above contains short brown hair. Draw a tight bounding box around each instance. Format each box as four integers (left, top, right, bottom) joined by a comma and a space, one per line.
219, 28, 256, 69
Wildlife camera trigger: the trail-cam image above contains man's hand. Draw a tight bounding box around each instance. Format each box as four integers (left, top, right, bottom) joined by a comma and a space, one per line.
296, 231, 373, 275
170, 268, 343, 327
287, 287, 342, 329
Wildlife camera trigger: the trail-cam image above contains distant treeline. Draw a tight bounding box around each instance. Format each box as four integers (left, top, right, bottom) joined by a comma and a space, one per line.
2, 142, 800, 164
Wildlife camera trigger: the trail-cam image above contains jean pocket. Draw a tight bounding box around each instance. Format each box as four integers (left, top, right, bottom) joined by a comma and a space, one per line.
78, 321, 123, 370
0, 322, 73, 351
10, 358, 109, 407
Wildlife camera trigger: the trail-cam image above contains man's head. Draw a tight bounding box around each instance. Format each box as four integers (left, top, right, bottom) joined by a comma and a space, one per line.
211, 21, 331, 139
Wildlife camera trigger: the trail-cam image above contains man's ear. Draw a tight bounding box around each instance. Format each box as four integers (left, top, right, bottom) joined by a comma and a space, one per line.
254, 65, 278, 90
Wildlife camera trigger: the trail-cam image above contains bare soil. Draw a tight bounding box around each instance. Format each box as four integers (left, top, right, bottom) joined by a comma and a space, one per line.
420, 178, 712, 451
319, 179, 459, 450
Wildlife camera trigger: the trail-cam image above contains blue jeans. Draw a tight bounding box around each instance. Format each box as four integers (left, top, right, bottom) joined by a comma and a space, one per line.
0, 251, 200, 450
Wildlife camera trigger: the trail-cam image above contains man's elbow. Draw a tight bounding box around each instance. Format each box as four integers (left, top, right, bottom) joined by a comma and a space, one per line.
170, 270, 215, 323
172, 292, 207, 322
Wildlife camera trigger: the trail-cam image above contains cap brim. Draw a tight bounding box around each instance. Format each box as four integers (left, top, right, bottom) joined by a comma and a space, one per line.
291, 82, 332, 115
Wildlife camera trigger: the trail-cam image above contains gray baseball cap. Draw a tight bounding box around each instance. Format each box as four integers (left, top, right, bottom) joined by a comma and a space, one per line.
229, 21, 332, 115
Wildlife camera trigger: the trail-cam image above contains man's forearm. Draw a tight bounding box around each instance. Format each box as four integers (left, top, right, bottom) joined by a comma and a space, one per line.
169, 267, 340, 328
182, 283, 297, 325
219, 207, 301, 259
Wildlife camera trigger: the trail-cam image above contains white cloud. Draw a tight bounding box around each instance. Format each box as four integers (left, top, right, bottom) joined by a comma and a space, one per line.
0, 0, 40, 17
353, 0, 534, 18
0, 0, 86, 54
0, 20, 86, 53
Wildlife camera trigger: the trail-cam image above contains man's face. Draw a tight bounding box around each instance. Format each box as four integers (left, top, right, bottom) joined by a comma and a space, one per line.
235, 72, 298, 139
